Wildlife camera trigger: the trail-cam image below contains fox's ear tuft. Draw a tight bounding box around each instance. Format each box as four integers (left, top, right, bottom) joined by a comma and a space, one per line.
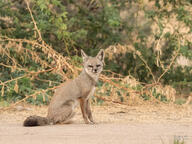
96, 49, 105, 63
81, 49, 88, 62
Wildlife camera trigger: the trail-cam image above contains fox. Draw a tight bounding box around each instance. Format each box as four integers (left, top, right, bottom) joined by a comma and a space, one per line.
23, 49, 105, 126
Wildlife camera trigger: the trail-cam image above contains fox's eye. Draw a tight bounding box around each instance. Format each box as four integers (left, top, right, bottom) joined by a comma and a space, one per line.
88, 65, 93, 68
96, 64, 101, 67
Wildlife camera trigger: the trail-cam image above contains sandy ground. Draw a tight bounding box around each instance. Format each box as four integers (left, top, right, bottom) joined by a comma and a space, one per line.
1, 104, 192, 144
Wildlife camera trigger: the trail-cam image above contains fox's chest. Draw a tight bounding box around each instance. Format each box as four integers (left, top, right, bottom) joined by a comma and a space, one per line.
86, 86, 95, 100
81, 85, 95, 99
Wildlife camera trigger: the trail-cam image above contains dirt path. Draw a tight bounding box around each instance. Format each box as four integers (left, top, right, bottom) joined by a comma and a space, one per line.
1, 104, 192, 144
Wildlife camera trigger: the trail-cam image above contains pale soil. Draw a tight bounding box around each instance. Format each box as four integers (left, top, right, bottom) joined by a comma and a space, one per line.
1, 104, 192, 144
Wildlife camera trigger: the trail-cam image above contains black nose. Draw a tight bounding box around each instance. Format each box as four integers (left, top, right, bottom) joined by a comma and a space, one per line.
94, 69, 97, 73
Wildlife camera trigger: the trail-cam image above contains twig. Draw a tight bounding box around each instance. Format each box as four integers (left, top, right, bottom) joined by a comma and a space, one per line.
0, 75, 27, 86
183, 95, 192, 106
0, 85, 62, 111
94, 95, 129, 106
157, 35, 180, 83
25, 0, 42, 41
100, 75, 139, 93
136, 52, 157, 83
0, 68, 55, 86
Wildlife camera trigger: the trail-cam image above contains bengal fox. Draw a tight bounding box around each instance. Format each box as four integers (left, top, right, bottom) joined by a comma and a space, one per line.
23, 49, 105, 126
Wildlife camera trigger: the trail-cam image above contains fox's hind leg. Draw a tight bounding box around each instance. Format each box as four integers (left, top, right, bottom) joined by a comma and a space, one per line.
48, 100, 76, 124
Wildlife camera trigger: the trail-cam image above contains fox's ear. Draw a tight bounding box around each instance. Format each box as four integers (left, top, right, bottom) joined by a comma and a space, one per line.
96, 49, 105, 63
81, 49, 88, 62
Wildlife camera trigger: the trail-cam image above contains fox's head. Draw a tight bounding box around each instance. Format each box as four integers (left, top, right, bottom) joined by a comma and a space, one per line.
81, 49, 105, 80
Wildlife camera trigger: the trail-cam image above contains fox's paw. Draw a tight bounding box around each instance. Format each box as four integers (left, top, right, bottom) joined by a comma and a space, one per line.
88, 121, 97, 125
85, 121, 96, 125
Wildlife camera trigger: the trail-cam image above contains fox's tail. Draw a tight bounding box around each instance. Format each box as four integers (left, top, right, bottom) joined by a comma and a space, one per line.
23, 115, 50, 127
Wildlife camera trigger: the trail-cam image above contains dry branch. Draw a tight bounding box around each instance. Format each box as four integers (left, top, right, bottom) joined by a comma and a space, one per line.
25, 0, 43, 41
157, 35, 181, 83
0, 36, 75, 74
94, 95, 129, 106
0, 85, 61, 111
136, 53, 156, 83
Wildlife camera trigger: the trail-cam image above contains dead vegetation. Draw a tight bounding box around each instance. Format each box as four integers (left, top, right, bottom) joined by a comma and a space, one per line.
0, 0, 191, 112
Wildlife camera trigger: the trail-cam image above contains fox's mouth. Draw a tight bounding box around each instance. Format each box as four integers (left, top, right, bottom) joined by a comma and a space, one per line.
91, 72, 98, 75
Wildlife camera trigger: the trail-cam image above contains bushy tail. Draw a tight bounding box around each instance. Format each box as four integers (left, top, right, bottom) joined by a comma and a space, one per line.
23, 115, 49, 127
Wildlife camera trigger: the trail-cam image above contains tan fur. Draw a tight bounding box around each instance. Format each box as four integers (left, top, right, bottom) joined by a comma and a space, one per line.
23, 49, 104, 126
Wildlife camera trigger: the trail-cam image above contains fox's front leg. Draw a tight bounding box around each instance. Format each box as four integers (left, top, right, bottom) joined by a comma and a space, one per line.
86, 99, 95, 124
79, 98, 90, 124
85, 87, 96, 124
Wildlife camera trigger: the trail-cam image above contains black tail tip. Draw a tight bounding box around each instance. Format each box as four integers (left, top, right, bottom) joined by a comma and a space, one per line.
23, 116, 39, 127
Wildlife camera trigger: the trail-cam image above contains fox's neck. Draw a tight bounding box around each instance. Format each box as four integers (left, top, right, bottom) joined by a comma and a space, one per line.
78, 69, 98, 86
